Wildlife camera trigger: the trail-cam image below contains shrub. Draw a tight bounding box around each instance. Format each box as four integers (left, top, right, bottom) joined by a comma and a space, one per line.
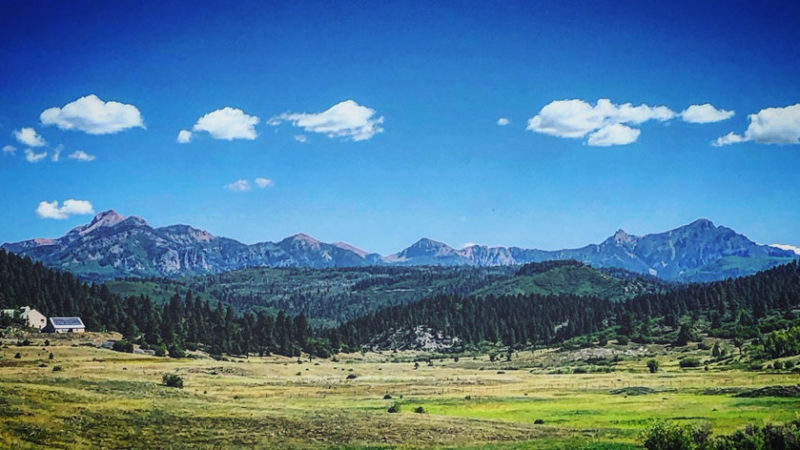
641, 420, 710, 450
52, 365, 62, 372
413, 406, 425, 414
112, 340, 134, 353
616, 335, 629, 345
153, 344, 167, 357
383, 394, 392, 399
572, 367, 587, 374
168, 345, 186, 358
387, 403, 400, 413
48, 352, 54, 360
346, 373, 357, 380
784, 360, 795, 370
13, 352, 21, 359
679, 358, 701, 368
44, 339, 50, 346
534, 419, 544, 425
647, 359, 659, 373
772, 360, 784, 370
162, 373, 184, 388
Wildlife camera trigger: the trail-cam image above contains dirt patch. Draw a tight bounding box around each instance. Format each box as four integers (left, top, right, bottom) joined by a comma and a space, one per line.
610, 386, 657, 396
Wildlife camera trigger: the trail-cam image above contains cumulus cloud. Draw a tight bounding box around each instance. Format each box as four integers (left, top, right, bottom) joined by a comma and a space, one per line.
680, 104, 734, 123
51, 145, 62, 162
68, 150, 95, 161
586, 123, 641, 147
40, 94, 144, 135
270, 100, 384, 141
14, 127, 46, 147
225, 179, 251, 192
527, 98, 675, 146
2, 145, 15, 155
255, 177, 274, 188
497, 118, 510, 126
191, 107, 259, 140
35, 199, 94, 219
293, 135, 307, 143
24, 148, 47, 163
714, 104, 800, 146
176, 129, 192, 143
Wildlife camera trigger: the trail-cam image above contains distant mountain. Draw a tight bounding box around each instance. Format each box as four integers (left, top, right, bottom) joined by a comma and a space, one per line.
1, 211, 369, 281
2, 211, 796, 281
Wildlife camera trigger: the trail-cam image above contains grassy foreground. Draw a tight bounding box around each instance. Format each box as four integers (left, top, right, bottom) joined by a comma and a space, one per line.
1, 334, 799, 449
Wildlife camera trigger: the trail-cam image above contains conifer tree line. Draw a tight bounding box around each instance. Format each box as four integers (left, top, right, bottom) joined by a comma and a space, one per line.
331, 260, 800, 350
2, 248, 799, 356
0, 250, 318, 357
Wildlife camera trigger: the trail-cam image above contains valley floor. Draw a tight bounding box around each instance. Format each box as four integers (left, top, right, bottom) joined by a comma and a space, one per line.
1, 334, 799, 449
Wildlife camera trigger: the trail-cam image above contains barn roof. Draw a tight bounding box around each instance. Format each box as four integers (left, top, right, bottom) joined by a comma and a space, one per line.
49, 317, 85, 328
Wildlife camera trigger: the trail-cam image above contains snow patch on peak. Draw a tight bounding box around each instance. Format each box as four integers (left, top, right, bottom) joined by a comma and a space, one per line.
771, 244, 800, 255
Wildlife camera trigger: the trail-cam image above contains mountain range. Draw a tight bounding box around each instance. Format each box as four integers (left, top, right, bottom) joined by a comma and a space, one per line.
2, 210, 796, 282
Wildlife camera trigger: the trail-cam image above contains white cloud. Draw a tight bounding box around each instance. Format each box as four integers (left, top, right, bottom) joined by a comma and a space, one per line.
255, 177, 274, 188
771, 244, 800, 255
68, 150, 95, 161
497, 118, 510, 126
294, 134, 307, 143
586, 123, 641, 146
51, 145, 62, 162
2, 145, 15, 155
225, 179, 251, 192
24, 148, 47, 163
270, 100, 384, 141
680, 104, 734, 123
176, 129, 192, 143
714, 104, 800, 146
40, 94, 144, 135
191, 107, 259, 140
713, 132, 747, 147
526, 98, 675, 146
35, 199, 94, 219
14, 127, 46, 147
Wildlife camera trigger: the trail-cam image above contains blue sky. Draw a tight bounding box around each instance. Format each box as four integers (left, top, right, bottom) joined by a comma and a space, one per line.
1, 0, 799, 254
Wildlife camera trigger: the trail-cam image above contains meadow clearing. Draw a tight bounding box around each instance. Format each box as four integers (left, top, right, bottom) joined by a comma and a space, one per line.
1, 332, 799, 449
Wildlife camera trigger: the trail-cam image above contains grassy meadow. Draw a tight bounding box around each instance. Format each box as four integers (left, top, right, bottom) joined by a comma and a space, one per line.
1, 333, 799, 449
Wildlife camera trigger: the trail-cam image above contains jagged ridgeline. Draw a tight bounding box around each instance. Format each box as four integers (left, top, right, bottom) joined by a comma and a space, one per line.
2, 210, 796, 282
330, 260, 800, 352
0, 249, 322, 357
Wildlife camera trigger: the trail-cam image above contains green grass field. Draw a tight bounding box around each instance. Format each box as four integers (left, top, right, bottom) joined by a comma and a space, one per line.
1, 333, 798, 449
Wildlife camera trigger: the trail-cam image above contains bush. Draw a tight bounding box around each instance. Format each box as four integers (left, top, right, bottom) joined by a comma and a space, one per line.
616, 335, 629, 345
153, 344, 167, 357
772, 360, 784, 370
647, 359, 659, 373
52, 365, 62, 372
162, 373, 184, 388
48, 352, 54, 360
679, 358, 701, 368
346, 373, 357, 380
784, 360, 795, 370
383, 394, 392, 399
413, 406, 425, 414
13, 352, 20, 359
44, 339, 50, 346
534, 419, 545, 425
168, 345, 186, 358
641, 420, 710, 450
112, 339, 134, 353
572, 367, 587, 374
387, 403, 400, 413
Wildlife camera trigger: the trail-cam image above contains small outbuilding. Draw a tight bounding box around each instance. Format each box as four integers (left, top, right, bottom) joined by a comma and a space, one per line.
1, 306, 47, 330
44, 317, 86, 333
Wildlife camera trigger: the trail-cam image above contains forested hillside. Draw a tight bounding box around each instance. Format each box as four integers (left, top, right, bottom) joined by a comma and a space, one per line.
0, 249, 319, 357
332, 260, 800, 352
